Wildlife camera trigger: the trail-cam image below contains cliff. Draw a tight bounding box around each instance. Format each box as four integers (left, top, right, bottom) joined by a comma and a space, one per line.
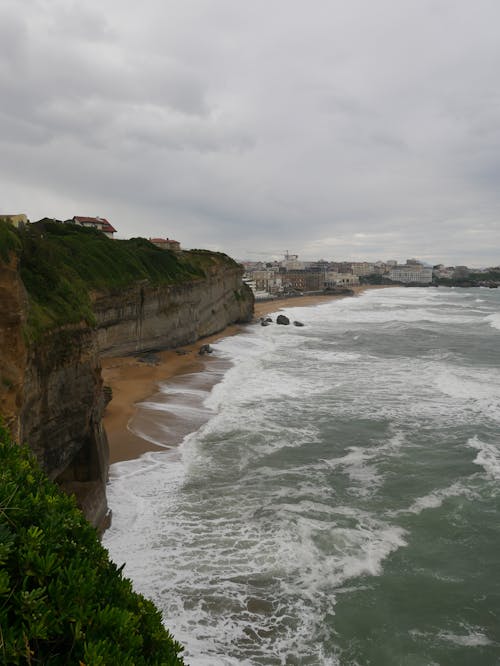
94, 252, 252, 356
0, 222, 253, 528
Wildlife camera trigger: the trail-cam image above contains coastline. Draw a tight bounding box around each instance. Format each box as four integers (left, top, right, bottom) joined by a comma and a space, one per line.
102, 285, 382, 464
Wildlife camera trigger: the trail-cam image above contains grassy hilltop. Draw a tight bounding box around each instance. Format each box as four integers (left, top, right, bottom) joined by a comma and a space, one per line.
0, 220, 241, 339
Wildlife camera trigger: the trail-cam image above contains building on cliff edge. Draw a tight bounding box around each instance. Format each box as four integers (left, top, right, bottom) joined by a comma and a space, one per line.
149, 237, 181, 252
0, 213, 28, 228
73, 216, 117, 238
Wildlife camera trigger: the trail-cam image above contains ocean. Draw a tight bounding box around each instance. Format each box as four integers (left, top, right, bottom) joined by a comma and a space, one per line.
103, 287, 500, 666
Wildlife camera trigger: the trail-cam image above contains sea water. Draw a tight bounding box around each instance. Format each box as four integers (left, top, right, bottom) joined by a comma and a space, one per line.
103, 287, 500, 665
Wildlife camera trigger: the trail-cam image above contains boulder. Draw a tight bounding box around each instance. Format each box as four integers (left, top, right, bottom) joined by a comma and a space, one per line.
276, 314, 290, 325
199, 344, 213, 355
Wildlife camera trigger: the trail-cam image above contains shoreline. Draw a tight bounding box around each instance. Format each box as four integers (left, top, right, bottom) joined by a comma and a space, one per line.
102, 285, 384, 464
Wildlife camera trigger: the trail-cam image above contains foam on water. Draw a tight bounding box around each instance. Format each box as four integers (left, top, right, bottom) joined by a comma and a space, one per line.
390, 480, 475, 517
104, 286, 500, 664
467, 435, 500, 480
486, 312, 500, 330
438, 627, 495, 647
107, 459, 408, 663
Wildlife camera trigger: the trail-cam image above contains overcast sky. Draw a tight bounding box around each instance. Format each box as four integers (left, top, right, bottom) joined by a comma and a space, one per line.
1, 1, 500, 265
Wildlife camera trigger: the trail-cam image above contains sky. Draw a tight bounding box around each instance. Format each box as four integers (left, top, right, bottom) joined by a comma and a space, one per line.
1, 0, 500, 266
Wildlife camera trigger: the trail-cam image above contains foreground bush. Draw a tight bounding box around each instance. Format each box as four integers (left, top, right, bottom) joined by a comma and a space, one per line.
0, 423, 184, 665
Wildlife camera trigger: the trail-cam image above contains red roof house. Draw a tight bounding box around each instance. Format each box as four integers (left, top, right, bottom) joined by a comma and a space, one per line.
73, 216, 117, 238
149, 237, 181, 252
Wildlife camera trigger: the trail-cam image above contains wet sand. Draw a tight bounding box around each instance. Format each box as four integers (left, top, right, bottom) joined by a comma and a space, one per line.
102, 286, 381, 463
102, 327, 240, 463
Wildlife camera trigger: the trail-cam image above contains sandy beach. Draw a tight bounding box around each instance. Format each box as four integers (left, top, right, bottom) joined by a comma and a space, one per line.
102, 286, 379, 463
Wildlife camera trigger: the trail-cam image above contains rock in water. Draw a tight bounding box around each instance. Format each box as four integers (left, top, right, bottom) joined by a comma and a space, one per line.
199, 344, 213, 355
293, 321, 304, 327
276, 314, 290, 325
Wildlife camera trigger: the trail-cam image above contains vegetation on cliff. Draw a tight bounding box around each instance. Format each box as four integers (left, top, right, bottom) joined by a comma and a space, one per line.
434, 269, 500, 287
0, 220, 244, 339
0, 422, 184, 665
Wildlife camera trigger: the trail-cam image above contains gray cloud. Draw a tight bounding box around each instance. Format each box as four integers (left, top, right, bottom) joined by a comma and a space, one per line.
1, 0, 500, 265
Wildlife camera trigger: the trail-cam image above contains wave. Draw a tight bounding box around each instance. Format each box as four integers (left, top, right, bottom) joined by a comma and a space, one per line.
467, 436, 500, 480
103, 285, 500, 664
485, 312, 500, 331
390, 480, 475, 517
438, 626, 495, 647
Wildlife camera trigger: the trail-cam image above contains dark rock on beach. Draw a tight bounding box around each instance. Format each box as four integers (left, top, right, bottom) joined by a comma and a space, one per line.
199, 344, 213, 355
293, 321, 304, 327
276, 315, 290, 325
137, 353, 160, 365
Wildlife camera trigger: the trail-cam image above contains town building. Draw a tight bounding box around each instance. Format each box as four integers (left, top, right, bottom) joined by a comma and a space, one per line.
433, 264, 454, 279
373, 261, 389, 274
453, 266, 470, 279
72, 216, 117, 239
351, 262, 376, 276
388, 265, 433, 284
280, 252, 305, 271
149, 237, 181, 252
282, 271, 322, 293
329, 262, 354, 274
324, 272, 360, 287
0, 213, 28, 228
253, 270, 283, 294
305, 260, 330, 273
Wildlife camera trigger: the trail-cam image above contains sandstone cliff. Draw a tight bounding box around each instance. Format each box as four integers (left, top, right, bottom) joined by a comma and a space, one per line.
94, 264, 252, 356
0, 222, 253, 529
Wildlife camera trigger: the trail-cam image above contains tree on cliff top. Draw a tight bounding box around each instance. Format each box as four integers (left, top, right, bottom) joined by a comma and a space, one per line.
0, 422, 184, 665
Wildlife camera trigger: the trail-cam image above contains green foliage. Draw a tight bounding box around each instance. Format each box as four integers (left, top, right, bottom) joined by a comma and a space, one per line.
468, 269, 500, 282
0, 221, 22, 262
0, 423, 184, 665
0, 221, 239, 339
185, 248, 240, 271
434, 270, 500, 287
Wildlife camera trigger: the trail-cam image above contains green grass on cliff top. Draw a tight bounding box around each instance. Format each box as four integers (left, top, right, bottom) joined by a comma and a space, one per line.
0, 220, 240, 338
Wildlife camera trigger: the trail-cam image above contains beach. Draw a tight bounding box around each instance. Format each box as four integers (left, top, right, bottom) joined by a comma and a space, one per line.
102, 286, 375, 463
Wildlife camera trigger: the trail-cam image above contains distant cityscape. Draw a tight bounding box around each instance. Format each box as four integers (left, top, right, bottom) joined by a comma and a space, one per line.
242, 253, 500, 299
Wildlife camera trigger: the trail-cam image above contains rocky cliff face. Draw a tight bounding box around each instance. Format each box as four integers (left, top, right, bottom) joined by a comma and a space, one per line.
0, 255, 110, 530
0, 248, 253, 529
94, 266, 253, 356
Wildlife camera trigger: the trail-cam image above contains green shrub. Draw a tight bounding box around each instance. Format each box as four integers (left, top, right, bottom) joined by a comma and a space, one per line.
0, 222, 22, 262
0, 423, 184, 665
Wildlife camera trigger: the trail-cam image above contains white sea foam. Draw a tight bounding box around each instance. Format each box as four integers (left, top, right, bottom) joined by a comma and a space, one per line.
485, 312, 500, 330
103, 285, 500, 664
390, 480, 474, 517
467, 435, 500, 480
438, 626, 494, 647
